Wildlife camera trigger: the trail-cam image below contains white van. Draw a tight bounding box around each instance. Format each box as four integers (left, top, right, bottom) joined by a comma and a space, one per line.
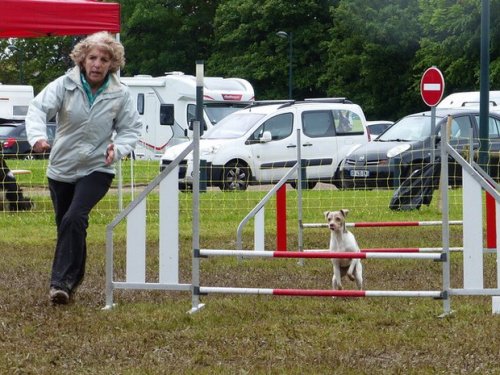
120, 72, 254, 160
161, 99, 370, 191
0, 84, 34, 120
437, 91, 500, 109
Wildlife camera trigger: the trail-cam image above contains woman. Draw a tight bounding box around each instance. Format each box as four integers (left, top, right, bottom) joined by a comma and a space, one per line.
26, 32, 142, 305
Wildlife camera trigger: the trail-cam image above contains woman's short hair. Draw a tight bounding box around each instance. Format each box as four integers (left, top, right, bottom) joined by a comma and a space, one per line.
70, 31, 125, 73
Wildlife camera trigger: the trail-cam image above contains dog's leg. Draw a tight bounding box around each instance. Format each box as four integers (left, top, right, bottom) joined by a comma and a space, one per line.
332, 260, 342, 290
354, 261, 363, 289
346, 259, 357, 281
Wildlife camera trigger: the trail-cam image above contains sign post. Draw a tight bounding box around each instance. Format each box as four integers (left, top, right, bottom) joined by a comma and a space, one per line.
420, 67, 445, 165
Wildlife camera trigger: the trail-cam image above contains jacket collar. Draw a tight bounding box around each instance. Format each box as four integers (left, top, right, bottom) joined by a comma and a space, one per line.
65, 66, 122, 94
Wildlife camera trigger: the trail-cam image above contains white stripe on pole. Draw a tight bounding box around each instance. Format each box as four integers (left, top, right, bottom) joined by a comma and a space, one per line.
366, 291, 442, 298
200, 287, 274, 295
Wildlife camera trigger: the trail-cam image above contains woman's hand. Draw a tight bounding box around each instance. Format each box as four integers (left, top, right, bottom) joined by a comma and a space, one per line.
105, 144, 115, 166
33, 139, 51, 153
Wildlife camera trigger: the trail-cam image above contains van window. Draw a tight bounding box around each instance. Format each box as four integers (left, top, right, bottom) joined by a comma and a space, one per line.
332, 110, 364, 134
303, 111, 335, 137
249, 113, 293, 141
137, 93, 144, 115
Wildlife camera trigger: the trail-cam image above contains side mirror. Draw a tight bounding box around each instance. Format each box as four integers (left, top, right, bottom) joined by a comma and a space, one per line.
260, 131, 272, 143
188, 119, 207, 131
160, 104, 174, 125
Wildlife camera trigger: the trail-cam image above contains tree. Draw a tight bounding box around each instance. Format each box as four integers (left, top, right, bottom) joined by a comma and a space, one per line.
120, 0, 218, 77
0, 37, 76, 93
415, 0, 500, 93
322, 0, 423, 120
207, 0, 333, 100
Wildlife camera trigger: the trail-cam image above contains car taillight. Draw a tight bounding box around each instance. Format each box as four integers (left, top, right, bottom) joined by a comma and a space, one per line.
3, 137, 16, 149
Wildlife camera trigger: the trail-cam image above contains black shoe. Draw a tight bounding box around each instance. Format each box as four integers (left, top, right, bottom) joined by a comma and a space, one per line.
49, 288, 70, 305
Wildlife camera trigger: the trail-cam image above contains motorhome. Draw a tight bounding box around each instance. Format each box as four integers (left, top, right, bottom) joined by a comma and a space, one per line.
437, 90, 500, 109
120, 72, 255, 160
0, 84, 34, 121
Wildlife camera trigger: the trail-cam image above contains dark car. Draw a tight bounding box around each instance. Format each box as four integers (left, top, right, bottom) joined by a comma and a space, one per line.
0, 121, 56, 159
340, 108, 500, 189
366, 120, 394, 139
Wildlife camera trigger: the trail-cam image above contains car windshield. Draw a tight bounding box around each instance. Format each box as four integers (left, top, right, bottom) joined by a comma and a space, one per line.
377, 116, 433, 142
203, 112, 265, 139
204, 103, 249, 125
0, 126, 15, 137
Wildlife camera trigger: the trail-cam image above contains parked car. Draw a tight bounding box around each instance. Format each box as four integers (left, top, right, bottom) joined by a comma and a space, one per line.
366, 120, 394, 139
340, 108, 500, 189
161, 99, 370, 191
0, 121, 56, 159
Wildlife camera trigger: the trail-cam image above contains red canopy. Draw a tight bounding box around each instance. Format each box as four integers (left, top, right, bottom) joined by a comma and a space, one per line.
0, 0, 120, 38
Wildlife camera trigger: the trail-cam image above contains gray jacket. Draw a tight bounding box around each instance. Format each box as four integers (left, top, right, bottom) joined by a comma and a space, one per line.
26, 66, 142, 183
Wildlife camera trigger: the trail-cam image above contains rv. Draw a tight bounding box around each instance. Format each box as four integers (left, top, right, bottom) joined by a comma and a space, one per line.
0, 84, 34, 121
120, 72, 255, 159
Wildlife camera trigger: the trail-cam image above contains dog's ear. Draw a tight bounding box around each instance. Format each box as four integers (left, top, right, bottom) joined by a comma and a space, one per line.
340, 209, 349, 218
324, 211, 330, 219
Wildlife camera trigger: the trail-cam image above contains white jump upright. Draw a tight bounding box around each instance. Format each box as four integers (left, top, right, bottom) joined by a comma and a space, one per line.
462, 171, 484, 289
104, 144, 194, 310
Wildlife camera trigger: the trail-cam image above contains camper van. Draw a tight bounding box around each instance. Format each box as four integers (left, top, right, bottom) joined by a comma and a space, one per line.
120, 72, 255, 160
0, 84, 34, 121
437, 90, 500, 109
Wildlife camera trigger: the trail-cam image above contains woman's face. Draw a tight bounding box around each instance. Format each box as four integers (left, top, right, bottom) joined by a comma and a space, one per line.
83, 47, 112, 88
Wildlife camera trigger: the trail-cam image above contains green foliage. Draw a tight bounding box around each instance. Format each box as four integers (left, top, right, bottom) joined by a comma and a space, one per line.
208, 0, 332, 100
2, 0, 500, 119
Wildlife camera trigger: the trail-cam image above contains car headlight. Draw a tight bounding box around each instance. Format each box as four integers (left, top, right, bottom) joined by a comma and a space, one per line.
345, 144, 362, 158
387, 144, 410, 158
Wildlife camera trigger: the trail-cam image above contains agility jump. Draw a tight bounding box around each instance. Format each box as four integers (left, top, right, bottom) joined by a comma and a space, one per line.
104, 94, 499, 316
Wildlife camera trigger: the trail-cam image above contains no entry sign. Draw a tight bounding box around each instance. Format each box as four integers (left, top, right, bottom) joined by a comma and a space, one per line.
420, 67, 445, 107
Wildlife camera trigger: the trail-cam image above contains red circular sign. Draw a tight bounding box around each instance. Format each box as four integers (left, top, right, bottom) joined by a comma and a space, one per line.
420, 67, 445, 107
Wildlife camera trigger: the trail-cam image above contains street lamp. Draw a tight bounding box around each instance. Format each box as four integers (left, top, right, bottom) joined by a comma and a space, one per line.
276, 31, 293, 99
7, 44, 24, 84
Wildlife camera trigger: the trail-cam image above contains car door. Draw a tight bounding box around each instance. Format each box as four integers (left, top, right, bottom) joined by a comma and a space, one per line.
246, 112, 296, 184
300, 110, 338, 180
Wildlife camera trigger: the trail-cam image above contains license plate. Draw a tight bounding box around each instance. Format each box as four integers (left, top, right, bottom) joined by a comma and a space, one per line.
350, 170, 369, 177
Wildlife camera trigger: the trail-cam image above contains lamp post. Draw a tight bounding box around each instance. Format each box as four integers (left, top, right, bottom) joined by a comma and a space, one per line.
7, 44, 24, 84
276, 31, 293, 99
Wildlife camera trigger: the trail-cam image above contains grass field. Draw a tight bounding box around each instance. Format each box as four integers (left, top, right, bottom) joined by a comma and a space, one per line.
1, 174, 499, 373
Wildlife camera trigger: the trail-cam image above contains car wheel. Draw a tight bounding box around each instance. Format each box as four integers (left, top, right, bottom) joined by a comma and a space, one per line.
221, 161, 249, 191
290, 180, 317, 190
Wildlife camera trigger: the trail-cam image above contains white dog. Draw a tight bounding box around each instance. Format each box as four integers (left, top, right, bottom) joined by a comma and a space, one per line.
324, 209, 363, 290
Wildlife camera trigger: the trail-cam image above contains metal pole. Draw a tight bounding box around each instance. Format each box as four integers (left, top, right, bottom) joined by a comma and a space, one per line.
190, 61, 205, 313
479, 0, 490, 170
196, 60, 205, 137
440, 116, 452, 316
288, 32, 293, 100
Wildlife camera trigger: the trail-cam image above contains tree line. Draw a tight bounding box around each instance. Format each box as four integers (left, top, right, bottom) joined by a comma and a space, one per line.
1, 0, 499, 121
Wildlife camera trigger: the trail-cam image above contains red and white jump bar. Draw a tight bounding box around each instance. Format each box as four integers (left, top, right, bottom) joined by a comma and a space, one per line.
303, 220, 463, 228
199, 287, 443, 298
199, 249, 444, 260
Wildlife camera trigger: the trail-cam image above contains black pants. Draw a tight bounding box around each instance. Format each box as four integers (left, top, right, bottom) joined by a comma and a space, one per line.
48, 172, 113, 293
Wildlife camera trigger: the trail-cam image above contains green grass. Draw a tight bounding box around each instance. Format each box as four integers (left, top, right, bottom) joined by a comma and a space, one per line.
1, 187, 499, 374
